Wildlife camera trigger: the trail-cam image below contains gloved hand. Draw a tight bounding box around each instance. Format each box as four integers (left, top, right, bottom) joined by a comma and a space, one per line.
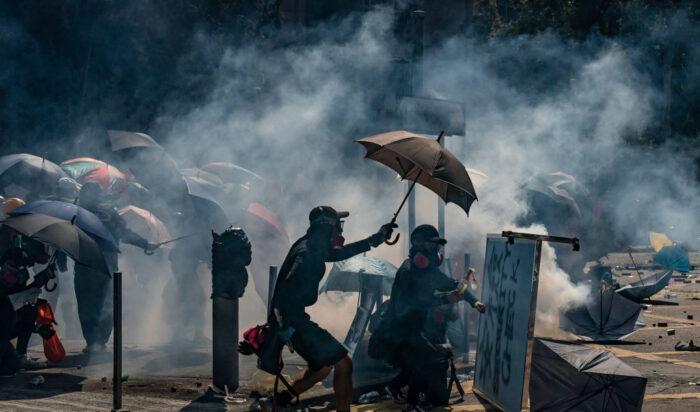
32, 266, 56, 288
368, 223, 398, 247
435, 344, 453, 361
237, 340, 255, 355
144, 243, 160, 255
36, 324, 56, 340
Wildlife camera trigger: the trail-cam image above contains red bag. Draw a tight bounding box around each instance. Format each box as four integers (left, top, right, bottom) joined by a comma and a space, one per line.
242, 324, 268, 354
36, 299, 66, 363
42, 333, 66, 363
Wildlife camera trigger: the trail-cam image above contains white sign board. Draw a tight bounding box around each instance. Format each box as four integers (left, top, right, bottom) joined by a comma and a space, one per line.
474, 235, 540, 412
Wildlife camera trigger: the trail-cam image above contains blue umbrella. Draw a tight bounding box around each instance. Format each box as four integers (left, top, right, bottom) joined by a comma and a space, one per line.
653, 245, 691, 273
10, 200, 119, 252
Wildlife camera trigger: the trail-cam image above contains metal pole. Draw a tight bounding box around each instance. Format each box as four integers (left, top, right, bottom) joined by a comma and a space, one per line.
463, 253, 470, 363
438, 137, 446, 238
268, 266, 278, 314
112, 272, 122, 412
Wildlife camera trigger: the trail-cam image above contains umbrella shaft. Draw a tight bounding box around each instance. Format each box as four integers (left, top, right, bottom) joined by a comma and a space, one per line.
392, 170, 423, 223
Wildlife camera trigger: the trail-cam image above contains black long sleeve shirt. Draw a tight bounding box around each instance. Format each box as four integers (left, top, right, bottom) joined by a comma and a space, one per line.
272, 235, 371, 326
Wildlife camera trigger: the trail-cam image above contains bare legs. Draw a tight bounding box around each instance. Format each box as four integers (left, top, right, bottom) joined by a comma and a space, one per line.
287, 356, 353, 411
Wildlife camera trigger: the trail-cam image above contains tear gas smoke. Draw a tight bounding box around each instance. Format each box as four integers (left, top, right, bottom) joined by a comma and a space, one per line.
12, 5, 700, 362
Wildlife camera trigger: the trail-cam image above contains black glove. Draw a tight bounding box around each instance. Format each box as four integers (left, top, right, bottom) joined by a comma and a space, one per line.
36, 324, 56, 340
368, 223, 398, 247
32, 266, 55, 288
237, 340, 255, 356
434, 344, 453, 361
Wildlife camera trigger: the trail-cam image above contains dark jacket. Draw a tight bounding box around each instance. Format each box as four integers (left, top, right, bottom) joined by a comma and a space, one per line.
381, 260, 476, 345
89, 203, 149, 249
272, 234, 370, 325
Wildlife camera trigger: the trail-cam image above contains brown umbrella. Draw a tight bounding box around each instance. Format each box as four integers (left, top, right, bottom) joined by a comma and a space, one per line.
118, 205, 171, 245
357, 130, 477, 242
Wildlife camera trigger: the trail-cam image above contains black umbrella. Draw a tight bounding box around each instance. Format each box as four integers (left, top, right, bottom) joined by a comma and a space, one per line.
530, 338, 647, 411
616, 270, 673, 302
108, 130, 163, 151
2, 214, 109, 274
320, 255, 397, 296
0, 154, 68, 198
560, 288, 645, 341
180, 168, 227, 211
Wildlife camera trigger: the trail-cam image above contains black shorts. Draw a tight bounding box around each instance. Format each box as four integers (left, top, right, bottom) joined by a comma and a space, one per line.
289, 319, 348, 371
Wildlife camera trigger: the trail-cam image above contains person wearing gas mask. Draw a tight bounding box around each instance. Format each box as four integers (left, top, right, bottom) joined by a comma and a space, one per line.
369, 224, 485, 410
267, 206, 396, 412
0, 205, 55, 377
74, 182, 157, 353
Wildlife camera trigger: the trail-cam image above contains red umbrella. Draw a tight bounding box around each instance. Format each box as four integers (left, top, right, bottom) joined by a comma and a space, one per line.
61, 157, 128, 197
245, 202, 289, 244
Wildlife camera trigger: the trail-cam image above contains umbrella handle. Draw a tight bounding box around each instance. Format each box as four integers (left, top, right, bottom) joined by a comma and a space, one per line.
44, 279, 57, 292
385, 233, 400, 245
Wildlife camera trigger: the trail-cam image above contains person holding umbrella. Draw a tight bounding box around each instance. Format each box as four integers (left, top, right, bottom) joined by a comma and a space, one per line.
0, 205, 55, 377
264, 206, 395, 412
74, 182, 158, 353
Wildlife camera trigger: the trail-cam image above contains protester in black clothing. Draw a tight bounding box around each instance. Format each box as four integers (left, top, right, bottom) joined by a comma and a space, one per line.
0, 228, 54, 377
369, 224, 485, 409
74, 182, 157, 353
268, 206, 395, 412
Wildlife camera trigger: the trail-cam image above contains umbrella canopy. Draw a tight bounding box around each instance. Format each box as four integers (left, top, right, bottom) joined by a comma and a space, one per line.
320, 255, 397, 296
10, 200, 119, 252
560, 288, 645, 341
201, 162, 264, 190
180, 168, 226, 210
245, 202, 289, 244
357, 131, 478, 215
530, 338, 647, 411
649, 232, 673, 253
108, 130, 163, 151
653, 245, 691, 273
0, 154, 68, 198
61, 157, 128, 197
524, 172, 589, 218
616, 270, 673, 302
2, 214, 109, 274
118, 205, 170, 245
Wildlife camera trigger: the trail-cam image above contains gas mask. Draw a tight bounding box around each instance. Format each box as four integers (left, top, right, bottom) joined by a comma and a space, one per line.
331, 220, 345, 249
411, 242, 444, 269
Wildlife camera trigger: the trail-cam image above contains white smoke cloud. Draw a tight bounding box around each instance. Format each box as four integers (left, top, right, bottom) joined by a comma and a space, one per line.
55, 6, 698, 349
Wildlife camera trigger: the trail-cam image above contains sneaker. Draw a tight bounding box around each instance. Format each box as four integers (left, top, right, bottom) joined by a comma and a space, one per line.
82, 343, 106, 354
0, 370, 17, 379
385, 385, 406, 403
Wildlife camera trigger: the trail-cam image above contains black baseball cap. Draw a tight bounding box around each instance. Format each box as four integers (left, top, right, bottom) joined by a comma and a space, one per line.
410, 224, 447, 245
309, 206, 349, 226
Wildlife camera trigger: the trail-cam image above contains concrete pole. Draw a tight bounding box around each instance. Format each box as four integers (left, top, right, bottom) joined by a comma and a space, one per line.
212, 297, 239, 393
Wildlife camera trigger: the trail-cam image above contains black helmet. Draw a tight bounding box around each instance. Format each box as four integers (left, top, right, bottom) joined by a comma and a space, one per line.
410, 224, 447, 246
308, 206, 349, 227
